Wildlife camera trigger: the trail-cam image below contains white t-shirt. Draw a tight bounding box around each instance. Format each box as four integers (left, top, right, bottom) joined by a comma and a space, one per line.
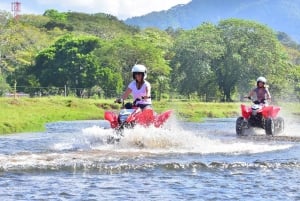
128, 80, 152, 105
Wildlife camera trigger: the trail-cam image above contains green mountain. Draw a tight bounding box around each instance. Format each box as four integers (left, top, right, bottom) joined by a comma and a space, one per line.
125, 0, 300, 42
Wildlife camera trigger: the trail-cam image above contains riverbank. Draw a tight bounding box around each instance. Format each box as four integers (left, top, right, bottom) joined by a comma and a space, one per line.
0, 97, 299, 134
0, 97, 107, 134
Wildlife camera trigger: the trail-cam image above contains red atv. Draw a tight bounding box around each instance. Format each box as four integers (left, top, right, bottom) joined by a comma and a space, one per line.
104, 98, 172, 143
236, 99, 284, 136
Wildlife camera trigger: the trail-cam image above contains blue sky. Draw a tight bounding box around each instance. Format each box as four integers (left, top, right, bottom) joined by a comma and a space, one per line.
0, 0, 191, 20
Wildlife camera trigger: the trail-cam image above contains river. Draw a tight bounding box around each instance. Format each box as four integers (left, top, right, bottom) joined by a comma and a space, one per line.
0, 117, 299, 200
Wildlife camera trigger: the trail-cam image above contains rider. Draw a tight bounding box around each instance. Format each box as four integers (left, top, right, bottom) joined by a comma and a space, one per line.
116, 64, 152, 109
248, 76, 271, 104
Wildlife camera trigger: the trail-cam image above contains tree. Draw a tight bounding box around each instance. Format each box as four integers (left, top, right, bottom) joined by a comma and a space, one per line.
94, 32, 171, 98
18, 14, 50, 28
43, 10, 73, 31
32, 34, 100, 97
0, 11, 11, 76
0, 73, 10, 96
98, 67, 123, 98
213, 19, 289, 101
64, 12, 138, 39
135, 28, 173, 99
43, 9, 67, 22
171, 23, 224, 100
0, 18, 55, 93
292, 65, 300, 100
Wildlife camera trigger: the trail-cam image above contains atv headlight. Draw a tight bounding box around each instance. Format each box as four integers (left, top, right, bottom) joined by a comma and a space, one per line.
252, 110, 258, 115
119, 114, 129, 123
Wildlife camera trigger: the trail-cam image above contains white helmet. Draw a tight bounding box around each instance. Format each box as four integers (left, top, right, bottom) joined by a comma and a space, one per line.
257, 76, 267, 84
132, 64, 147, 79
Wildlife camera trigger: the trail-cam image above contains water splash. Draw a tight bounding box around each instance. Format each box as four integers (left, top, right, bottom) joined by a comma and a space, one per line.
0, 118, 296, 173
77, 118, 293, 155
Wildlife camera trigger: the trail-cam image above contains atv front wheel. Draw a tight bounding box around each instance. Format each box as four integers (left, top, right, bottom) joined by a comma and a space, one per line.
265, 118, 275, 135
106, 135, 120, 144
275, 117, 284, 134
236, 117, 245, 135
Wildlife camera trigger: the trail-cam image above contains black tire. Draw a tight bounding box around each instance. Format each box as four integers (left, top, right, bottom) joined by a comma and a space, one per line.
115, 127, 124, 136
107, 127, 123, 144
265, 118, 275, 135
275, 117, 284, 134
236, 117, 245, 135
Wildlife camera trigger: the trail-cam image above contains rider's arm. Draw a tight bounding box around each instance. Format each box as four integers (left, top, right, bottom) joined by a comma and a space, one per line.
116, 88, 132, 103
145, 84, 151, 99
265, 88, 271, 102
121, 88, 132, 100
247, 89, 254, 100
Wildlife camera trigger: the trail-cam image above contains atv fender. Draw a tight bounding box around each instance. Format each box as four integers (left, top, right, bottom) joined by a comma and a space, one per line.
135, 108, 155, 126
262, 106, 281, 118
104, 111, 118, 128
154, 110, 173, 128
241, 104, 251, 119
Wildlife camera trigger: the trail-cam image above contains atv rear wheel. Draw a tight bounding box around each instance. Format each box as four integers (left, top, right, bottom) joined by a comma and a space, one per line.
236, 117, 245, 135
265, 118, 275, 135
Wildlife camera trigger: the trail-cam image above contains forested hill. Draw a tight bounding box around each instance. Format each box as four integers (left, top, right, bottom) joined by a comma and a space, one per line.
125, 0, 300, 42
1, 9, 300, 102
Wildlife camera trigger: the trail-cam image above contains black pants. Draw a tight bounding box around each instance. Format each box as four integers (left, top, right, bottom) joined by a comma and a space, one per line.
137, 104, 152, 110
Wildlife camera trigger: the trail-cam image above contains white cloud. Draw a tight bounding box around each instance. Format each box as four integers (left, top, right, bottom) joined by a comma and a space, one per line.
0, 2, 11, 12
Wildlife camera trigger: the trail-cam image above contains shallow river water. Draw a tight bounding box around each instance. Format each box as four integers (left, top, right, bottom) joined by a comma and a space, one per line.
0, 117, 299, 200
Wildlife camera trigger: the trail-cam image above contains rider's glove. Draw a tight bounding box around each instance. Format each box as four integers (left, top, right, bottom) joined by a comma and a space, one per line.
115, 98, 123, 103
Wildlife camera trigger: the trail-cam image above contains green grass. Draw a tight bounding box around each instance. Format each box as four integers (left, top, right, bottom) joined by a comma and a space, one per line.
0, 97, 117, 134
0, 97, 299, 134
154, 100, 240, 121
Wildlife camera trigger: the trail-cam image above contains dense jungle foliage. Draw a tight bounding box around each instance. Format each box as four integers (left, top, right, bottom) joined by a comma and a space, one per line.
0, 9, 300, 102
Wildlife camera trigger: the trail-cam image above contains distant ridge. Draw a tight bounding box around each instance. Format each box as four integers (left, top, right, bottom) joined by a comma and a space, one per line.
125, 0, 300, 42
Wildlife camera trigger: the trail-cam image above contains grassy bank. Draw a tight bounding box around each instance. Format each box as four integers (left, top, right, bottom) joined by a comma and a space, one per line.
0, 97, 299, 134
154, 100, 241, 121
0, 97, 115, 134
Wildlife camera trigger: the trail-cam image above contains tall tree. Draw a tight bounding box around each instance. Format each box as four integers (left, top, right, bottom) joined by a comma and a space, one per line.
136, 28, 173, 99
0, 18, 55, 92
94, 33, 171, 98
171, 23, 224, 100
213, 19, 289, 101
0, 11, 11, 76
32, 34, 100, 96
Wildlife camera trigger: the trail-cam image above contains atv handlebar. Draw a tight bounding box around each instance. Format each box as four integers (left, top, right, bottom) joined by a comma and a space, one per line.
133, 96, 151, 106
115, 96, 151, 104
243, 96, 267, 104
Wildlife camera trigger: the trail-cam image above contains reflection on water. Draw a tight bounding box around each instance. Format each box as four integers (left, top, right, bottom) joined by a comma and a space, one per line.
0, 119, 299, 200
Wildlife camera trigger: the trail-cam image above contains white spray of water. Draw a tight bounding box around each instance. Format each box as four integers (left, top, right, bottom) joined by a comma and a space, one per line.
0, 117, 294, 171
276, 105, 300, 136
79, 116, 293, 155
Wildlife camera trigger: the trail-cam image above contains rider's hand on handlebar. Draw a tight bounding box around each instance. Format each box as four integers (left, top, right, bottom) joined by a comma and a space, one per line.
115, 98, 123, 104
243, 96, 252, 100
141, 96, 151, 99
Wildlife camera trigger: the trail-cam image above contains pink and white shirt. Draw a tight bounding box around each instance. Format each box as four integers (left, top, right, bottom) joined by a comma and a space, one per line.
128, 80, 152, 105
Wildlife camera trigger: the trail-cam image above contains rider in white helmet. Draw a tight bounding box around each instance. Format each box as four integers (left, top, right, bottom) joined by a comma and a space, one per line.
116, 64, 152, 109
248, 76, 271, 104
